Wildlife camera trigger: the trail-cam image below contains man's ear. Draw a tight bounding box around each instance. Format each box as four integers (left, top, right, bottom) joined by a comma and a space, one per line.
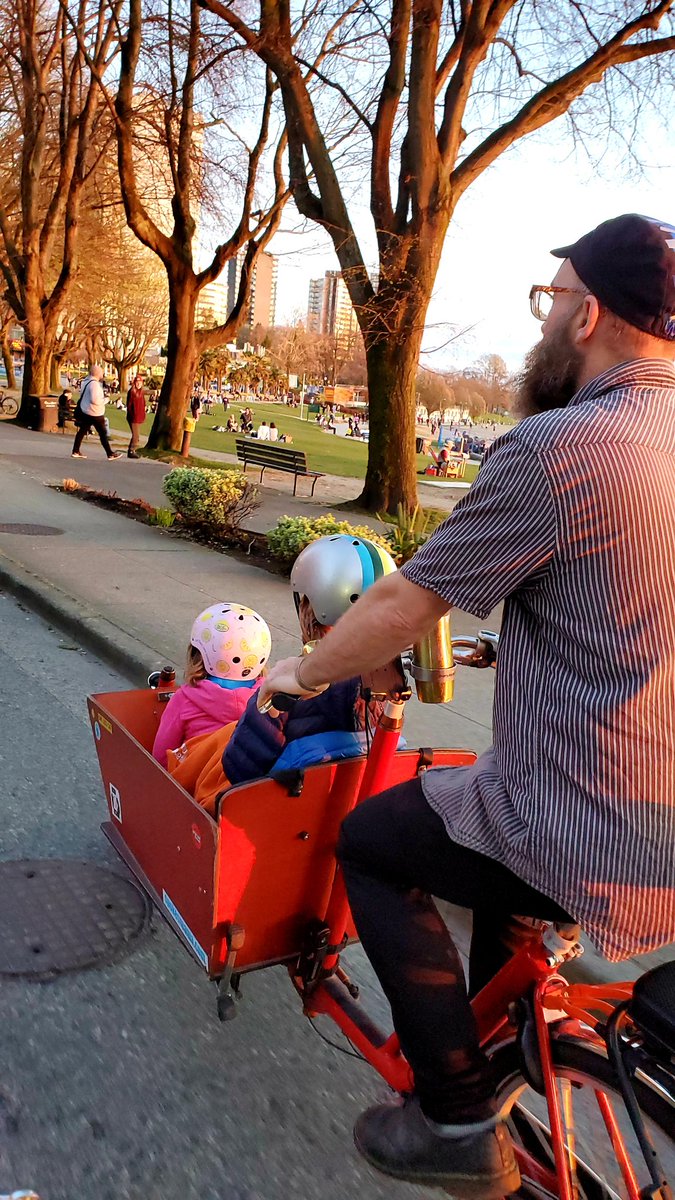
573, 294, 601, 344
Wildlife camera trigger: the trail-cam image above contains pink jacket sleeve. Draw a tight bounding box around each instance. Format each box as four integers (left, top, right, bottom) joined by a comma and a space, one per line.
152, 691, 187, 767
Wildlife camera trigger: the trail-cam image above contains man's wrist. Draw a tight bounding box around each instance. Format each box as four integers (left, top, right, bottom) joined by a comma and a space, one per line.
295, 654, 325, 693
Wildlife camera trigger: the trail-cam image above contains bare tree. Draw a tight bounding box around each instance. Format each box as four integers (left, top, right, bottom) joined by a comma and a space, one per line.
104, 0, 288, 450
98, 291, 167, 392
0, 0, 122, 419
0, 301, 16, 389
199, 0, 675, 512
469, 353, 510, 412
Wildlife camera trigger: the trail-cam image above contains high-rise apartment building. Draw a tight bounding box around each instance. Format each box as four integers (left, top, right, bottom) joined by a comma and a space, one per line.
308, 270, 359, 349
195, 277, 230, 327
306, 278, 323, 333
226, 249, 278, 329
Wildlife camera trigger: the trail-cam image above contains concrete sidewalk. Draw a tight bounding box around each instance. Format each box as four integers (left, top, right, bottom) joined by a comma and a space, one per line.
1, 419, 671, 985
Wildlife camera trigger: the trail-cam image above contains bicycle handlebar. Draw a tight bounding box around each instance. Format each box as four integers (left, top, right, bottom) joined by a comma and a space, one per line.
451, 631, 499, 669
258, 691, 299, 714
256, 629, 499, 713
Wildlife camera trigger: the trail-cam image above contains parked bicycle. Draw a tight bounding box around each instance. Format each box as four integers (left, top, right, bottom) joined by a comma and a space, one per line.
0, 391, 18, 416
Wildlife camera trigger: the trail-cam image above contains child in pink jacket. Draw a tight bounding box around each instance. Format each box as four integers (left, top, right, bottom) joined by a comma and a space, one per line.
152, 603, 272, 768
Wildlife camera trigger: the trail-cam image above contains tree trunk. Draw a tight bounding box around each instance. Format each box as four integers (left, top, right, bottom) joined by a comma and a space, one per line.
49, 355, 63, 392
17, 327, 52, 423
1, 333, 15, 390
147, 275, 199, 451
357, 331, 422, 514
118, 364, 129, 394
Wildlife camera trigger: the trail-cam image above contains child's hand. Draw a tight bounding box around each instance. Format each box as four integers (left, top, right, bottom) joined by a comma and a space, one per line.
257, 656, 327, 714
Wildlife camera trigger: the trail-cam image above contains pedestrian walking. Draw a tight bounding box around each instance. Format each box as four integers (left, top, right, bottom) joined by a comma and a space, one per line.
126, 375, 146, 459
71, 365, 120, 459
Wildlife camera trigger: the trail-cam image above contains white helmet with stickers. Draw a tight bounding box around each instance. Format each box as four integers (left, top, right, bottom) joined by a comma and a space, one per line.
190, 603, 271, 681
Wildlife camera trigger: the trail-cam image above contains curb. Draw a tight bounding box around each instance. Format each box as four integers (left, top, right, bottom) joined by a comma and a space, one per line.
0, 554, 169, 685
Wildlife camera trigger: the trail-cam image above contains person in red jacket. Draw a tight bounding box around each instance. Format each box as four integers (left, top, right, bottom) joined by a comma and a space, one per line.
126, 375, 146, 458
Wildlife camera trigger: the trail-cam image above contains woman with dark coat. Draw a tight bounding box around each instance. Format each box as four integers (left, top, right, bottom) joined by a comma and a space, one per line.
126, 375, 146, 458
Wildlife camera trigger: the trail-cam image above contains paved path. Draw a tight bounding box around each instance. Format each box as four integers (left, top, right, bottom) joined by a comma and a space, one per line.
12, 419, 465, 530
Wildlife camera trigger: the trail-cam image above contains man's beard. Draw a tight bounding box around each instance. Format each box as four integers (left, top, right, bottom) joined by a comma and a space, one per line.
513, 319, 584, 419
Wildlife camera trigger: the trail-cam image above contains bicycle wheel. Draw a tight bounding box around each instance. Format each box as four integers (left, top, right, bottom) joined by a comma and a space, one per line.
488, 1030, 675, 1199
1, 394, 18, 415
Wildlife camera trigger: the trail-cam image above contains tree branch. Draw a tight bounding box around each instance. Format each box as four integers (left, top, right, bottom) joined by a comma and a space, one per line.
372, 0, 410, 235
452, 13, 675, 195
437, 0, 517, 166
406, 0, 443, 219
297, 57, 372, 130
114, 0, 175, 264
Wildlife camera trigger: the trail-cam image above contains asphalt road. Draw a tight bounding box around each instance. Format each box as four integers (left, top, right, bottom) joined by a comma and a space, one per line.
3, 594, 674, 1200
0, 591, 430, 1200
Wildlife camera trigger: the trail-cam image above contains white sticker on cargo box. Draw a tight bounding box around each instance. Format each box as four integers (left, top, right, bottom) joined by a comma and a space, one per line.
162, 890, 208, 968
109, 783, 122, 822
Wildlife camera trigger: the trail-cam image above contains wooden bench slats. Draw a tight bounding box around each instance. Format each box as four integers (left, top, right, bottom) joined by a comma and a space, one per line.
235, 437, 324, 497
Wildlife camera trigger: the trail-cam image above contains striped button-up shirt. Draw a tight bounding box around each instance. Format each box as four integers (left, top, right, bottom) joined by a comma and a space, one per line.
402, 359, 675, 961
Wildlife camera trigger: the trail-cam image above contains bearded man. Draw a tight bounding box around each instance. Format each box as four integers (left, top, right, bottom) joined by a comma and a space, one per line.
259, 215, 675, 1197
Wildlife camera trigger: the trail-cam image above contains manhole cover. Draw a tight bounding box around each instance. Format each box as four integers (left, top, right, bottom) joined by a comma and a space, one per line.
0, 523, 63, 536
0, 860, 151, 980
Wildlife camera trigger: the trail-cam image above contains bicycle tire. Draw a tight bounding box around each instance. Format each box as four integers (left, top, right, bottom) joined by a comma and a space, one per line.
1, 395, 18, 415
488, 1030, 675, 1199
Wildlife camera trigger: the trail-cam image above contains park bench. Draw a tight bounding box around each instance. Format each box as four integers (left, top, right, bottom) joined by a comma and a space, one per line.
235, 437, 324, 497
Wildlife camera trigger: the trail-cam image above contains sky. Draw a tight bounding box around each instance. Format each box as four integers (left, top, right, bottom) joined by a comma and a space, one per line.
269, 119, 675, 375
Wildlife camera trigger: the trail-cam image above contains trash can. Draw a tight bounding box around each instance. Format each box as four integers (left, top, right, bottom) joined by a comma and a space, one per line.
27, 394, 59, 432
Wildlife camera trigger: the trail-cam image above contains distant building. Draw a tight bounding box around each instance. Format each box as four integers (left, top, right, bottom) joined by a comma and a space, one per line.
310, 270, 359, 350
196, 277, 230, 327
226, 249, 277, 329
307, 278, 323, 332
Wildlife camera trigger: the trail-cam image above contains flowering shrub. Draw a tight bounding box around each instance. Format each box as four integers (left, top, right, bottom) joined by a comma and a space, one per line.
266, 513, 390, 565
162, 467, 259, 532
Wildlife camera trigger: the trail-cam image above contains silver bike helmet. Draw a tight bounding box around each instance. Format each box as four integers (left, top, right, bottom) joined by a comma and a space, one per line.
291, 534, 396, 626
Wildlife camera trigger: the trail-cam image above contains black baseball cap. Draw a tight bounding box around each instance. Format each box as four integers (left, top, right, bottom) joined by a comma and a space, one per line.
551, 213, 675, 341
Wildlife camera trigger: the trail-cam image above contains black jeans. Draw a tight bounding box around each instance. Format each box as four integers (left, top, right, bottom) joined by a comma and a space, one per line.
72, 414, 114, 457
337, 775, 571, 1123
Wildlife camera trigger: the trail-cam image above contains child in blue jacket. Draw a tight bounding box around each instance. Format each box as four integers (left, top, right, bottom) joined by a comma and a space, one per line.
223, 534, 396, 785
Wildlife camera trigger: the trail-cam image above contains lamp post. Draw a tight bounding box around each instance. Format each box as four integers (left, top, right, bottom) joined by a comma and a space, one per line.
299, 372, 306, 421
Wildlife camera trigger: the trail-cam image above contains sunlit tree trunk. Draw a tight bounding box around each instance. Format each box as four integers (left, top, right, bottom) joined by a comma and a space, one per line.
361, 330, 422, 513
147, 273, 199, 450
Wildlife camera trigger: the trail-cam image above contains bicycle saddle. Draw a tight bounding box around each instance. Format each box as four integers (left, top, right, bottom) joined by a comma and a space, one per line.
628, 960, 675, 1055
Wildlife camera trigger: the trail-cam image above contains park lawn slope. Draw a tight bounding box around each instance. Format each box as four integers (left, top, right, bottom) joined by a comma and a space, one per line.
106, 400, 480, 484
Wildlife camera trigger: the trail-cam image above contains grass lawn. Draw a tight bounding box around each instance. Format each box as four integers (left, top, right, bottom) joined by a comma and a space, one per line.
105, 399, 480, 487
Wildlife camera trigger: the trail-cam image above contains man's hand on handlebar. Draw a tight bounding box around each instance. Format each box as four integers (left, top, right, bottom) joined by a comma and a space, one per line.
257, 656, 328, 714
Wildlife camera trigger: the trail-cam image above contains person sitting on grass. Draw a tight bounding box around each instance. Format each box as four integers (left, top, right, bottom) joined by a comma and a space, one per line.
430, 442, 450, 473
222, 535, 396, 785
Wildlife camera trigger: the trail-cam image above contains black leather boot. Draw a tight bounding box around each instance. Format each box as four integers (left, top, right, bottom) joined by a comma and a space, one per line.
353, 1095, 520, 1196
